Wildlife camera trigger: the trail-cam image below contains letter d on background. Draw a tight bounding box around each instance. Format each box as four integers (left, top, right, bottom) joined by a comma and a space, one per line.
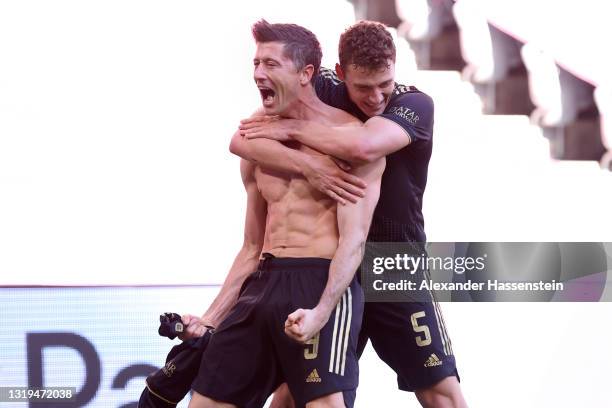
27, 332, 100, 407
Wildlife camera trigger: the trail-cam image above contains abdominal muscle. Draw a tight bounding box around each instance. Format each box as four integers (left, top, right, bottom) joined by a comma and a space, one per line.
255, 166, 339, 259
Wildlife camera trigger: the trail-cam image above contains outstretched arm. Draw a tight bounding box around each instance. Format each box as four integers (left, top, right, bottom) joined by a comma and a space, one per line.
181, 159, 267, 339
284, 156, 386, 342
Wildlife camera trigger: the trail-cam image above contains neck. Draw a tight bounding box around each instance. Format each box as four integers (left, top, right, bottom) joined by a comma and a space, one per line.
280, 86, 329, 120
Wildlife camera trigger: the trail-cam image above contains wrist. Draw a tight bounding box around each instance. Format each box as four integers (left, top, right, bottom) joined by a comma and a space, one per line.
313, 304, 332, 323
200, 315, 217, 329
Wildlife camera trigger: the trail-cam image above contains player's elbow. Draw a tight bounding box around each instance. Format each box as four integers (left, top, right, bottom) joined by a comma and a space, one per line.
242, 234, 264, 259
350, 139, 379, 164
229, 135, 241, 156
229, 132, 250, 159
241, 241, 262, 260
338, 234, 367, 258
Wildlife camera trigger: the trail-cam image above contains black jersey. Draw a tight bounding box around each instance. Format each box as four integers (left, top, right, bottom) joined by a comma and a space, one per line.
314, 68, 434, 242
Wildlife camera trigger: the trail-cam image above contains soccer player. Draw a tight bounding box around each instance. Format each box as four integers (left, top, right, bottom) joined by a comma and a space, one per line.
233, 20, 467, 408
187, 20, 385, 408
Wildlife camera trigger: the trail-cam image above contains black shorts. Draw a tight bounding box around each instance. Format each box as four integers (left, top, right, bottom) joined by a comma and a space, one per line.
357, 299, 459, 391
192, 256, 363, 408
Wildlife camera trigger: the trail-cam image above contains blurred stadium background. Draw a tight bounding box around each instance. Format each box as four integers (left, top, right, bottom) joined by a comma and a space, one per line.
1, 0, 611, 406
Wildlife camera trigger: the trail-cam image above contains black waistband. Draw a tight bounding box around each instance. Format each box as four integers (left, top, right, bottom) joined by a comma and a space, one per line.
257, 253, 331, 271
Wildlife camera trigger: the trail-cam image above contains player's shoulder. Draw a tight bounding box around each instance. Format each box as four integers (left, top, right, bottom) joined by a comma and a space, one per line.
327, 105, 362, 127
317, 67, 342, 85
380, 83, 435, 133
390, 83, 434, 109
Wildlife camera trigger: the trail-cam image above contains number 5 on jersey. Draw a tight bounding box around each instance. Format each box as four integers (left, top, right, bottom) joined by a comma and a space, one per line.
411, 311, 432, 346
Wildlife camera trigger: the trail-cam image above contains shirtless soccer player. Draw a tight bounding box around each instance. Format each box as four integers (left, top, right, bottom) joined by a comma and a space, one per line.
233, 21, 467, 408
186, 20, 385, 408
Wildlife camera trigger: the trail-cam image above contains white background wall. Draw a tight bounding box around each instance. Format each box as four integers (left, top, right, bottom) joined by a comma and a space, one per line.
1, 1, 611, 407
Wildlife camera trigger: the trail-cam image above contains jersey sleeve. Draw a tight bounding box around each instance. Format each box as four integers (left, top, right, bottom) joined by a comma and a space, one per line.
378, 91, 434, 144
314, 67, 343, 108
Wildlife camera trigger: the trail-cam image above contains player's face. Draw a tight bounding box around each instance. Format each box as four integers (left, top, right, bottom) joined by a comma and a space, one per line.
339, 60, 395, 117
253, 42, 301, 115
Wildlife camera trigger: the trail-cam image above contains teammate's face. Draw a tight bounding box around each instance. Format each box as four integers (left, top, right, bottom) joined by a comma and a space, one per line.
337, 60, 395, 117
253, 42, 301, 115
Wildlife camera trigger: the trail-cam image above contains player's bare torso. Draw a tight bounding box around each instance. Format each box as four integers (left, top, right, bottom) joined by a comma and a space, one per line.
256, 108, 361, 259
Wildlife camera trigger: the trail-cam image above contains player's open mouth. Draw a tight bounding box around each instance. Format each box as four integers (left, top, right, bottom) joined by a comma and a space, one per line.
258, 86, 276, 107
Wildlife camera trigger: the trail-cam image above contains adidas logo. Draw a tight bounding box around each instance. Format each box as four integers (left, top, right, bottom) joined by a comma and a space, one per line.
424, 353, 443, 367
306, 368, 322, 383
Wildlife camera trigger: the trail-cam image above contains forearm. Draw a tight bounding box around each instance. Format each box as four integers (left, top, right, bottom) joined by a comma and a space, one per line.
201, 245, 261, 327
291, 121, 371, 164
230, 130, 306, 175
315, 236, 365, 321
315, 158, 385, 320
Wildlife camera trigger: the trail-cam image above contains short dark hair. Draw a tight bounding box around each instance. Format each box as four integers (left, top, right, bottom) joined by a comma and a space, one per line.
252, 19, 322, 84
338, 20, 396, 71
